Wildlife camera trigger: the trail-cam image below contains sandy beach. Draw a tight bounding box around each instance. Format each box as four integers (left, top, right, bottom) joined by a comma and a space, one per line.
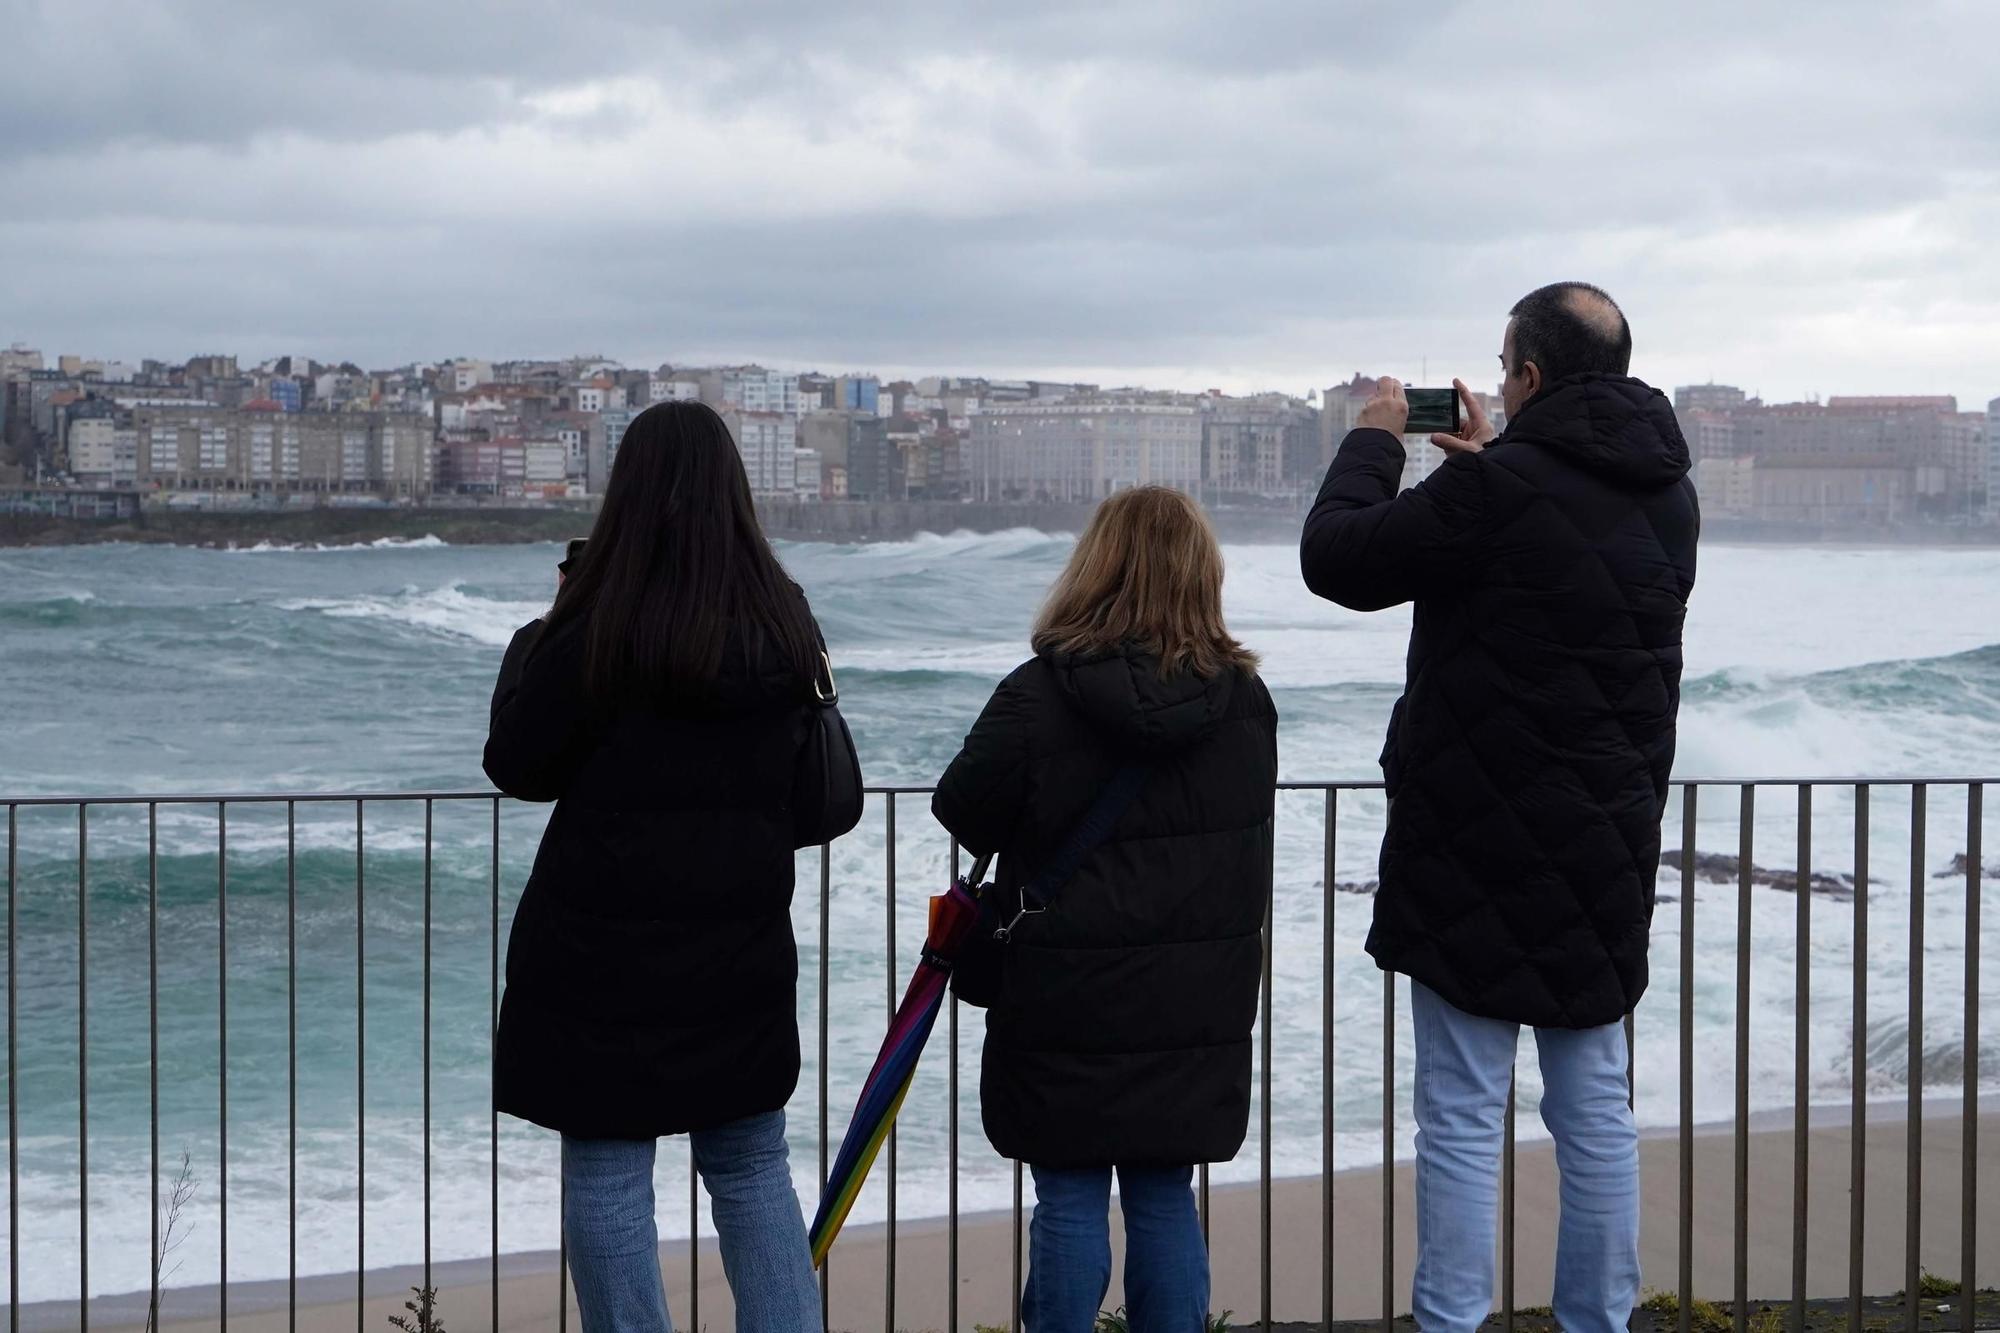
33, 1100, 1996, 1333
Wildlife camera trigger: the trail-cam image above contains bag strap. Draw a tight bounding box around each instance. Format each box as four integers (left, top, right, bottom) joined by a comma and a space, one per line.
996, 762, 1149, 941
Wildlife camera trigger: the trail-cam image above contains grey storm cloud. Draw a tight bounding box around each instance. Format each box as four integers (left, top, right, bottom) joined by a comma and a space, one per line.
3, 0, 1998, 402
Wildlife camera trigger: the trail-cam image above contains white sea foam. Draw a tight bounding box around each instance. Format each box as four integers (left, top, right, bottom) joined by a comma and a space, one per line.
276, 582, 542, 647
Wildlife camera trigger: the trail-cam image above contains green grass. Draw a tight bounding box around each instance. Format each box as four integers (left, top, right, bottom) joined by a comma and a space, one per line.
1640, 1286, 1735, 1333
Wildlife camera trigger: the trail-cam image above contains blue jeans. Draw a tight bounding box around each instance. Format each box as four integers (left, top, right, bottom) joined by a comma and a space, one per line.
562, 1110, 819, 1333
1024, 1163, 1209, 1333
1409, 981, 1641, 1333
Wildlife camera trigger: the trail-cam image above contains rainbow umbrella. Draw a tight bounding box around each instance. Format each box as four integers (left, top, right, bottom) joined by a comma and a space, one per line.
808, 852, 993, 1268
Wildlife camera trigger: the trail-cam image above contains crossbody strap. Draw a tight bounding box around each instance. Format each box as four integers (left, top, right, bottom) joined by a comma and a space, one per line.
995, 762, 1149, 941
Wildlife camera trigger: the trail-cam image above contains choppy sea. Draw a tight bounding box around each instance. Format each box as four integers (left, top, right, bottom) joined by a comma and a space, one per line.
1, 532, 1995, 1303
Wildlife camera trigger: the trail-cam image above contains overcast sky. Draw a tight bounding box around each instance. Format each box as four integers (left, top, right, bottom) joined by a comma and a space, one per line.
4, 0, 1997, 404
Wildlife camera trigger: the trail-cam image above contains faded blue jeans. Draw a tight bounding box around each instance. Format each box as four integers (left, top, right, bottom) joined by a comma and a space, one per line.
1409, 981, 1641, 1333
562, 1110, 819, 1333
1024, 1163, 1209, 1333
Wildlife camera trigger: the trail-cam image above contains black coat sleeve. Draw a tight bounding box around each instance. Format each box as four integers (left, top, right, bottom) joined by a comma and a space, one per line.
1299, 427, 1489, 611
482, 619, 594, 802
931, 668, 1037, 857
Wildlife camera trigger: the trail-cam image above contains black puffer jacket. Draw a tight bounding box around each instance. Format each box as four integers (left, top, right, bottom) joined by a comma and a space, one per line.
1300, 374, 1699, 1029
484, 610, 817, 1139
933, 646, 1277, 1168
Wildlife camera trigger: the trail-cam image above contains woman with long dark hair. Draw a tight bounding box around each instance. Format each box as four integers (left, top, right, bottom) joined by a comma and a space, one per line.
934, 486, 1278, 1331
484, 401, 826, 1332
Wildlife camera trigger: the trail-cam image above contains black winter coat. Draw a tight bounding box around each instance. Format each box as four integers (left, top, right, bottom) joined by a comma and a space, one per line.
1300, 374, 1699, 1030
484, 611, 818, 1139
933, 646, 1278, 1169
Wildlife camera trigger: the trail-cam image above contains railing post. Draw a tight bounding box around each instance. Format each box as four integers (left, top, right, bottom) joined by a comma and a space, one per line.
1260, 842, 1274, 1333
1960, 784, 1979, 1333
1793, 784, 1810, 1333
819, 842, 832, 1333
1322, 788, 1336, 1333
1680, 783, 1696, 1333
7, 802, 18, 1333
218, 801, 229, 1333
1735, 784, 1753, 1333
78, 802, 89, 1333
885, 793, 897, 1333
1383, 969, 1396, 1333
1849, 784, 1868, 1333
1907, 783, 1926, 1333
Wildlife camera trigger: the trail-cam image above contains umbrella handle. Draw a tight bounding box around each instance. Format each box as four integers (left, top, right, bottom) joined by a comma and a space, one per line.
964, 849, 995, 886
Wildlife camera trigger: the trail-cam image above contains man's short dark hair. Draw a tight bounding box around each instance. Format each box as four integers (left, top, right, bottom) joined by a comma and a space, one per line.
1507, 282, 1632, 382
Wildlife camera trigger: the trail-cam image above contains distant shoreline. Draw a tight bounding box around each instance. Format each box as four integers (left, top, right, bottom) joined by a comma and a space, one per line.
6, 503, 2000, 550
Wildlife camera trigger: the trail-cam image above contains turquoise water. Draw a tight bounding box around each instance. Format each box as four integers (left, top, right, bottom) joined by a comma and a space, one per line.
1, 534, 1997, 1303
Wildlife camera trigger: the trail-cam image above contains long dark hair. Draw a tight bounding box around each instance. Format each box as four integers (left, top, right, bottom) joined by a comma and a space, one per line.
543, 400, 819, 699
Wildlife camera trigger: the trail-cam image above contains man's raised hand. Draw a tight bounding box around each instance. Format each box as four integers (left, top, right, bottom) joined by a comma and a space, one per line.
1356, 376, 1409, 436
1431, 378, 1498, 455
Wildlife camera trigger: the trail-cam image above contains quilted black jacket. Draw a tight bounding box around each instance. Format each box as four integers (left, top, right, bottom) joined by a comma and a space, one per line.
1300, 374, 1699, 1029
933, 646, 1277, 1167
484, 609, 818, 1138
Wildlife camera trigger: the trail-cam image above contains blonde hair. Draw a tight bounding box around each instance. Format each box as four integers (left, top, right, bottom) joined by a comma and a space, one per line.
1032, 486, 1258, 678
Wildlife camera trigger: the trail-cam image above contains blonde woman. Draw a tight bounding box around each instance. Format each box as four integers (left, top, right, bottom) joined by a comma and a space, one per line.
934, 486, 1278, 1332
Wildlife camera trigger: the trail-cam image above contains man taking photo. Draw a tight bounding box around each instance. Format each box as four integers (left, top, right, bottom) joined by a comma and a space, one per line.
1300, 282, 1699, 1333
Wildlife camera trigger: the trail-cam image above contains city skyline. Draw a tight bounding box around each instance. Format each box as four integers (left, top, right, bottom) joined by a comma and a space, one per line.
4, 1, 1997, 407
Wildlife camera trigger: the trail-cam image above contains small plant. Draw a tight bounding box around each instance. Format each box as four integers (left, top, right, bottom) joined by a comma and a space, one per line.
1746, 1304, 1786, 1333
388, 1287, 446, 1333
146, 1151, 199, 1333
1639, 1287, 1732, 1333
1093, 1308, 1232, 1332
1516, 1305, 1554, 1317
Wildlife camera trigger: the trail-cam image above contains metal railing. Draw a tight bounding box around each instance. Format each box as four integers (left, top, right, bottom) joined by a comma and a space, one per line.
0, 779, 1992, 1332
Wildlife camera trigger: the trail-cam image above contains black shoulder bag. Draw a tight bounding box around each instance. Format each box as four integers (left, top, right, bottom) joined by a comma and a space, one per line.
951, 762, 1149, 1008
792, 652, 864, 848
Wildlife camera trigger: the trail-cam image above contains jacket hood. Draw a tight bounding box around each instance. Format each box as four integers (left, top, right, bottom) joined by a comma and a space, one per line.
1046, 642, 1237, 758
1499, 373, 1690, 490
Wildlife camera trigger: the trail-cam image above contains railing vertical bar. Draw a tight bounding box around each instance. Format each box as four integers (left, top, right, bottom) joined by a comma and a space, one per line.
422, 799, 433, 1299
1260, 857, 1273, 1333
8, 802, 19, 1333
287, 802, 297, 1333
949, 839, 961, 1333
1961, 782, 1980, 1333
557, 1167, 568, 1333
355, 799, 365, 1333
490, 798, 501, 1331
1502, 1076, 1516, 1333
1793, 784, 1810, 1333
149, 806, 162, 1332
1907, 783, 1926, 1333
1849, 785, 1868, 1333
1322, 788, 1336, 1333
1012, 1160, 1023, 1333
1199, 1162, 1210, 1251
78, 802, 88, 1333
1383, 969, 1395, 1333
1679, 784, 1696, 1333
1735, 784, 1752, 1333
885, 793, 897, 1333
819, 842, 831, 1332
687, 1145, 697, 1333
219, 802, 229, 1333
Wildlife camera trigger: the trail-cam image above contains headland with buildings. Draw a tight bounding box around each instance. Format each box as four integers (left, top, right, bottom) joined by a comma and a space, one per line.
3, 343, 1997, 547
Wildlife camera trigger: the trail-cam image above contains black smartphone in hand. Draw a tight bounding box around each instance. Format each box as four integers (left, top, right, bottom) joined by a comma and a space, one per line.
1404, 388, 1462, 436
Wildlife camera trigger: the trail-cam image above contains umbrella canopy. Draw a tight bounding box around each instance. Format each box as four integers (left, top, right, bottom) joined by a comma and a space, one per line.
808, 856, 990, 1269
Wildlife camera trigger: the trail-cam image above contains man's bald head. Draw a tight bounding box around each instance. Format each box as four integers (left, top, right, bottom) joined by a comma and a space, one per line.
1504, 281, 1633, 387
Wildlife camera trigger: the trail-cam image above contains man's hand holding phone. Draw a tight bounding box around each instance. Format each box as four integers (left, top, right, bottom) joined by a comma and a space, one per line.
1429, 379, 1498, 455
1356, 377, 1409, 435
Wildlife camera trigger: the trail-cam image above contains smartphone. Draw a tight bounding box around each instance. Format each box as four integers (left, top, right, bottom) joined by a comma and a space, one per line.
557, 537, 587, 578
1404, 388, 1461, 437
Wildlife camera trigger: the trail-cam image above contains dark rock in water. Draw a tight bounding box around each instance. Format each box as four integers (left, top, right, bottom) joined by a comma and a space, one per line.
1658, 850, 1863, 901
1933, 852, 2000, 879
1313, 878, 1380, 896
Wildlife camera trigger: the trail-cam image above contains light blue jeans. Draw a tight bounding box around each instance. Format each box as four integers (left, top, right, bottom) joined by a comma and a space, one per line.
561, 1110, 819, 1333
1410, 981, 1640, 1333
1024, 1163, 1209, 1333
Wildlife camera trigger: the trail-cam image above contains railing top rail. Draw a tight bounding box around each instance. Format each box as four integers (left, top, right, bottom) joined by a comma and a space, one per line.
1, 776, 1996, 806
